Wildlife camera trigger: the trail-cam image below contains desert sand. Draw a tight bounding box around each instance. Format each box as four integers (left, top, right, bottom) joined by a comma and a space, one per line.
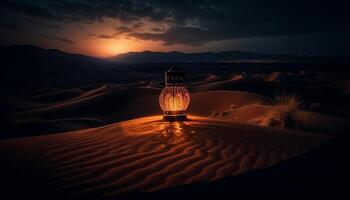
1, 64, 350, 199
0, 116, 329, 198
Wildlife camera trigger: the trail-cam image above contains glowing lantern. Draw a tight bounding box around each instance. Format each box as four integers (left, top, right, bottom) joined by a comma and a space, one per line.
159, 67, 190, 121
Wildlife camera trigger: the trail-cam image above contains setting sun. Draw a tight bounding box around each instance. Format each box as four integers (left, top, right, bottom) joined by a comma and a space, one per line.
101, 39, 135, 57
86, 38, 141, 58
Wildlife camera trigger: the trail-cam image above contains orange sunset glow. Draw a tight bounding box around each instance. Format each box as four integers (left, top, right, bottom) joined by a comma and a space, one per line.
34, 18, 174, 57
84, 38, 147, 58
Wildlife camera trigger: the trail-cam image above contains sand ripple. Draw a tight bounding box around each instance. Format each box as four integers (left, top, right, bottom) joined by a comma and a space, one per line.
0, 116, 329, 198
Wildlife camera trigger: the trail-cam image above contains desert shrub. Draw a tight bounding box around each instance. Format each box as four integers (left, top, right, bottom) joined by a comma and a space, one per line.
270, 95, 305, 129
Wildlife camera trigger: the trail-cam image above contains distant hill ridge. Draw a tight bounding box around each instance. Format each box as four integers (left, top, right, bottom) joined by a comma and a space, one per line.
0, 44, 348, 64
0, 44, 103, 62
110, 50, 348, 63
0, 45, 125, 86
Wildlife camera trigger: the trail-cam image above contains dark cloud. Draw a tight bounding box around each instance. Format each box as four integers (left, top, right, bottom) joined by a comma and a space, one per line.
42, 35, 74, 44
46, 24, 61, 29
115, 26, 133, 34
132, 22, 144, 29
77, 24, 86, 30
98, 23, 144, 40
86, 33, 97, 37
130, 27, 216, 46
151, 27, 163, 32
0, 0, 169, 23
115, 23, 144, 34
28, 20, 61, 29
83, 33, 97, 39
2, 0, 350, 47
128, 0, 350, 46
0, 0, 61, 20
97, 34, 115, 39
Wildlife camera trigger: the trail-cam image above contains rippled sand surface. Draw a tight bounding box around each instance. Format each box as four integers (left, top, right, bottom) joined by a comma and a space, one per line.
0, 116, 329, 198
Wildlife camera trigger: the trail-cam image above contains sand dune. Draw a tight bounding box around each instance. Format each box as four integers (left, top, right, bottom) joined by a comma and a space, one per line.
306, 79, 350, 95
263, 71, 314, 86
1, 49, 349, 199
1, 85, 161, 137
3, 81, 349, 138
0, 116, 329, 198
264, 71, 281, 82
16, 87, 160, 122
4, 86, 273, 136
193, 79, 298, 97
189, 74, 221, 85
18, 86, 62, 96
189, 90, 270, 116
26, 88, 83, 103
209, 104, 350, 134
1, 65, 349, 199
2, 67, 350, 139
230, 74, 244, 81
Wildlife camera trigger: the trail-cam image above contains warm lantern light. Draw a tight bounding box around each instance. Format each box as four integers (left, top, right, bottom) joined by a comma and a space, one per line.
159, 67, 190, 121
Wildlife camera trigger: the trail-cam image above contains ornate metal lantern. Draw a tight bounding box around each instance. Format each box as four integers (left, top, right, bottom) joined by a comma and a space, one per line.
159, 67, 190, 121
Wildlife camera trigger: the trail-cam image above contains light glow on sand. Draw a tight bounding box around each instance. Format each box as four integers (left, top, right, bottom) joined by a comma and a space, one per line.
158, 121, 186, 143
1, 114, 330, 196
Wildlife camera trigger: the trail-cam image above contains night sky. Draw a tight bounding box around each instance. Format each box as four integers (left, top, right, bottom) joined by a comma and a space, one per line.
1, 0, 349, 57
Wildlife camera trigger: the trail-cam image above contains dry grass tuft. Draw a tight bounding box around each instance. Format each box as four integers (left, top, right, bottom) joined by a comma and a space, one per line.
268, 94, 305, 128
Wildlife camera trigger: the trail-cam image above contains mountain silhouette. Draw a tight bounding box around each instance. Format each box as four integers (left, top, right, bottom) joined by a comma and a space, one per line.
0, 45, 127, 87
111, 50, 346, 63
1, 45, 348, 87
